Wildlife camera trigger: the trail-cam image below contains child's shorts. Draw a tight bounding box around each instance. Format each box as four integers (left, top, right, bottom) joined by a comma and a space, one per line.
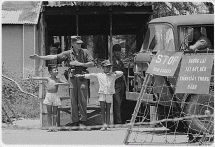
98, 94, 113, 103
43, 93, 61, 106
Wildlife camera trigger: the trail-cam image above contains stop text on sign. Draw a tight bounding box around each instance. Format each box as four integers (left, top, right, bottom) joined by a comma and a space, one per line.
155, 55, 180, 65
146, 51, 183, 77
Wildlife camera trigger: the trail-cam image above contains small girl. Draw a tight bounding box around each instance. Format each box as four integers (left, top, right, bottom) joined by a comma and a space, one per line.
27, 65, 68, 132
76, 60, 123, 131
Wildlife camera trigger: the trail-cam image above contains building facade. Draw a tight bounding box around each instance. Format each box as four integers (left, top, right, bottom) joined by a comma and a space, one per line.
2, 1, 42, 78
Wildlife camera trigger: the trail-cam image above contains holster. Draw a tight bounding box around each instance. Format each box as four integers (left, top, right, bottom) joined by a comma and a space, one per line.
64, 69, 69, 80
79, 71, 87, 81
66, 68, 87, 81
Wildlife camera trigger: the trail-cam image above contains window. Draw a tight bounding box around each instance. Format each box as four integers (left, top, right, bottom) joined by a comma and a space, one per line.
178, 25, 214, 51
141, 24, 175, 52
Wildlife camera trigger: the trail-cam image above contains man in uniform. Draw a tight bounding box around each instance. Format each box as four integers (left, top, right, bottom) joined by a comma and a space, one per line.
189, 27, 212, 51
30, 36, 94, 130
112, 44, 126, 124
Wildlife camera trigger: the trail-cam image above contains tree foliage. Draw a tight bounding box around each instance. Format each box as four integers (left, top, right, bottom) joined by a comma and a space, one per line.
152, 2, 213, 18
73, 1, 213, 16
44, 1, 213, 16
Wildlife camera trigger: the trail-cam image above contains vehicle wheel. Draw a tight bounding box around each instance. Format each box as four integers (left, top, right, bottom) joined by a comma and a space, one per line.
157, 105, 187, 132
184, 94, 214, 134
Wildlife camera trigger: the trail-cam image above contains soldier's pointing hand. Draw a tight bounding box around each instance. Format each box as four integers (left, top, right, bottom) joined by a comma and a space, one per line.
29, 54, 40, 60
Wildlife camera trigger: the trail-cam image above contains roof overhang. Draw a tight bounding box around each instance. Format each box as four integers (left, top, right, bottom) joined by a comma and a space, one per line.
42, 5, 153, 35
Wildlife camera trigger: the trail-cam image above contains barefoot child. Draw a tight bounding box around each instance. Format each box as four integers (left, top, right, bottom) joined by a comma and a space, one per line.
27, 65, 68, 132
76, 60, 123, 131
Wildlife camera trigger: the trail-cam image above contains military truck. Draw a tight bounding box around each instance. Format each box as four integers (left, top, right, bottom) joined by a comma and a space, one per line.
126, 14, 214, 134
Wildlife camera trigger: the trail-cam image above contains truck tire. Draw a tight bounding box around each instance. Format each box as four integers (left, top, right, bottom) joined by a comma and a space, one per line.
184, 94, 214, 134
157, 105, 187, 132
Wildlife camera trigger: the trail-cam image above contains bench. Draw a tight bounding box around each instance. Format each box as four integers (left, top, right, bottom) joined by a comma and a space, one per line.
57, 97, 101, 126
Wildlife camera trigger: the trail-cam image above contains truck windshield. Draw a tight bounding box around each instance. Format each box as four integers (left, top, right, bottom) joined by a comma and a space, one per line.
141, 24, 175, 52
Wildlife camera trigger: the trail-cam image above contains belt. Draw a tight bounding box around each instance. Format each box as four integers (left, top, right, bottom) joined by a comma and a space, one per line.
68, 69, 87, 79
74, 66, 87, 71
74, 70, 85, 74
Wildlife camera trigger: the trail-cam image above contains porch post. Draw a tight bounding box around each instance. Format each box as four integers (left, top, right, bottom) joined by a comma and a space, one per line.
109, 7, 114, 125
109, 12, 113, 63
39, 13, 47, 128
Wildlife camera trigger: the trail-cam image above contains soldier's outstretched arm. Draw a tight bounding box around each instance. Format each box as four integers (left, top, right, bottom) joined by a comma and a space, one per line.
29, 54, 57, 60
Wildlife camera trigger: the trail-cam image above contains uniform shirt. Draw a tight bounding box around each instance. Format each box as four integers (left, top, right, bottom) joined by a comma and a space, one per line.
57, 48, 93, 67
84, 71, 123, 94
190, 35, 212, 50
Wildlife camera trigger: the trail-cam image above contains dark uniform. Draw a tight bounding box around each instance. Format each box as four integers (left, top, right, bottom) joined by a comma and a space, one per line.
57, 48, 93, 124
112, 56, 126, 124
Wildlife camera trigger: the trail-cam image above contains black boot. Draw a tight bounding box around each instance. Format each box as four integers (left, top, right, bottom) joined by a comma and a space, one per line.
65, 122, 78, 126
65, 122, 79, 130
79, 121, 91, 131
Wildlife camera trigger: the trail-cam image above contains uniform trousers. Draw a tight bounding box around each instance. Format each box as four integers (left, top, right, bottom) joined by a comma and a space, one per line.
69, 76, 88, 123
113, 82, 125, 124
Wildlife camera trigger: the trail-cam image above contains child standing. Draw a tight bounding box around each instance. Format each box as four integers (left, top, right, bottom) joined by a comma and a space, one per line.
27, 65, 68, 132
76, 60, 123, 131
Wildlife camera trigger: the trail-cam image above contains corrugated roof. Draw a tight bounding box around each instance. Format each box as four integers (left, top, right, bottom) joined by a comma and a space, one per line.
2, 1, 42, 24
44, 1, 152, 7
45, 1, 75, 7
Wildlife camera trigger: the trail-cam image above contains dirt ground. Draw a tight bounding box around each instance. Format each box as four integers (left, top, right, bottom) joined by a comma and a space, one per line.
1, 97, 213, 146
1, 120, 214, 146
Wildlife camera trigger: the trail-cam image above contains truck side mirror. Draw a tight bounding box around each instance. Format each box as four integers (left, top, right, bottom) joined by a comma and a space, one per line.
188, 28, 193, 42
